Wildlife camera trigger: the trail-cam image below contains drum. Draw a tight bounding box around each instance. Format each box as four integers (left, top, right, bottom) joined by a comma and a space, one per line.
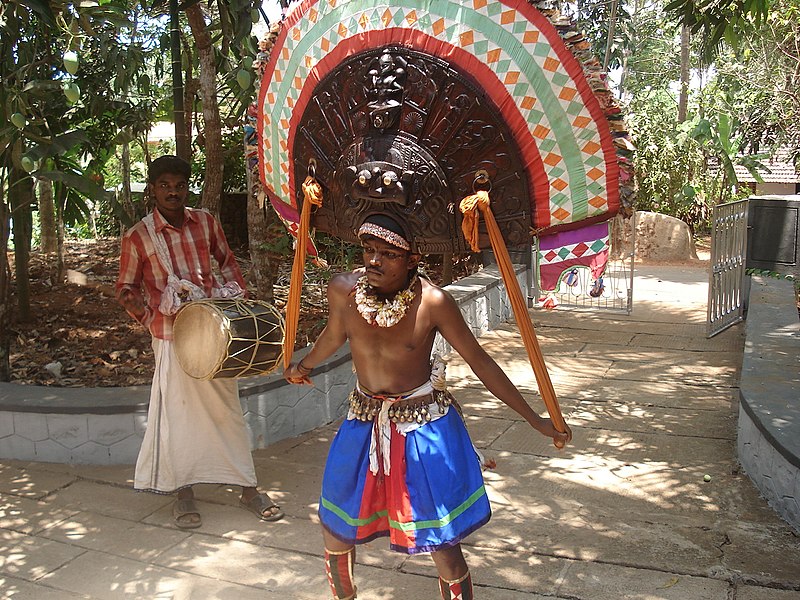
173, 298, 284, 380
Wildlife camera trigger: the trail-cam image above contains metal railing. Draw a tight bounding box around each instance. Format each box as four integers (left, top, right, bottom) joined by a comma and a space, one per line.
707, 199, 748, 337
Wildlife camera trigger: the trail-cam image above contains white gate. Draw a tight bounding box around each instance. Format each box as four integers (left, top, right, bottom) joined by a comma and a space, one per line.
707, 199, 749, 337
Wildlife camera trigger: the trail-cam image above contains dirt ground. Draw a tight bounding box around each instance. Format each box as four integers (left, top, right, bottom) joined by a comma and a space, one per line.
6, 239, 480, 387
6, 239, 332, 387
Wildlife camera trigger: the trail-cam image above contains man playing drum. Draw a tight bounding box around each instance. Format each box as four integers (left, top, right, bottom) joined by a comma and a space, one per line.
284, 213, 571, 599
116, 155, 283, 528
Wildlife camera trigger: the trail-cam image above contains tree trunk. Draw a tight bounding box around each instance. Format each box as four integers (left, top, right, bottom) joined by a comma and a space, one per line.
678, 23, 690, 123
0, 188, 11, 381
246, 167, 278, 301
603, 0, 619, 71
186, 3, 224, 217
120, 142, 135, 229
170, 0, 189, 160
55, 185, 66, 285
10, 165, 33, 321
441, 252, 453, 286
37, 177, 57, 253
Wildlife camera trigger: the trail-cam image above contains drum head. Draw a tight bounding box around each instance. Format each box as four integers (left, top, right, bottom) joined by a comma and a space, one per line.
173, 302, 228, 380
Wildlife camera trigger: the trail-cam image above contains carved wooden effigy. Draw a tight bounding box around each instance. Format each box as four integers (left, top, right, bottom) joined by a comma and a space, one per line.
245, 0, 636, 255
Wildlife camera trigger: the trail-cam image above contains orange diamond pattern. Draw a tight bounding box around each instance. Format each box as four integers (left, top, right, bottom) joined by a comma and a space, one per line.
472, 0, 488, 8
582, 140, 601, 154
504, 71, 520, 84
405, 10, 418, 25
359, 12, 369, 29
432, 18, 445, 36
381, 8, 392, 27
559, 87, 577, 101
294, 76, 302, 90
321, 37, 330, 52
533, 124, 550, 139
305, 55, 313, 68
292, 27, 301, 41
500, 9, 516, 24
543, 152, 562, 167
487, 48, 501, 63
573, 115, 591, 129
520, 96, 536, 110
523, 30, 540, 43
460, 30, 474, 46
551, 178, 568, 191
281, 47, 290, 60
552, 207, 571, 221
587, 167, 603, 181
338, 23, 348, 37
309, 8, 318, 23
588, 195, 606, 208
543, 56, 559, 72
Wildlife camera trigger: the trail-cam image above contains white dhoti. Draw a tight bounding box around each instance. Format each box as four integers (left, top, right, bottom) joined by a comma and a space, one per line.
135, 338, 257, 493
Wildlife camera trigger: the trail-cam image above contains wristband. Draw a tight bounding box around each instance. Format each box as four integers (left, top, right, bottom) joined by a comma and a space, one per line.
297, 359, 313, 375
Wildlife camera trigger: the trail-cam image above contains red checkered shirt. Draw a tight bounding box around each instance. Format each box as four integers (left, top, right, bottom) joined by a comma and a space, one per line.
116, 207, 246, 340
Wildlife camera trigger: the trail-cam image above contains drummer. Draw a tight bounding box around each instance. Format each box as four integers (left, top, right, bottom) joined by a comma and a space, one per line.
116, 155, 284, 528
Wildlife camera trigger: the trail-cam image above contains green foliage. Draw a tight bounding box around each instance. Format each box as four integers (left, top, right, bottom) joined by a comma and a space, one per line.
569, 0, 634, 69
664, 0, 771, 60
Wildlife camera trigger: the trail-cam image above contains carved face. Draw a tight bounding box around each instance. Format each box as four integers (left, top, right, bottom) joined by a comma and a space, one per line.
294, 46, 530, 253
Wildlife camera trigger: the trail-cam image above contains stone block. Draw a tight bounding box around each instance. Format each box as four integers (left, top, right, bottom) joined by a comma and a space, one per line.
45, 414, 88, 449
0, 436, 35, 461
770, 456, 798, 500
0, 413, 13, 438
266, 405, 294, 441
108, 434, 142, 465
132, 412, 148, 436
780, 495, 799, 531
33, 439, 74, 463
294, 393, 329, 434
68, 441, 112, 465
474, 295, 489, 336
87, 414, 136, 446
11, 412, 48, 442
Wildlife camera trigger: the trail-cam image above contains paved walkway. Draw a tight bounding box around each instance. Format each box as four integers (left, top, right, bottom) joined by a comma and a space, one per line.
2, 263, 799, 599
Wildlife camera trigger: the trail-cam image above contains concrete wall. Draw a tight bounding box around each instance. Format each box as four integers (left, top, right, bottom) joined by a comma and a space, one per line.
737, 275, 800, 532
0, 265, 526, 465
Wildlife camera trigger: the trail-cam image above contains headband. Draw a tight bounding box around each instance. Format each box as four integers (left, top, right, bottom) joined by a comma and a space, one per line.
358, 222, 411, 251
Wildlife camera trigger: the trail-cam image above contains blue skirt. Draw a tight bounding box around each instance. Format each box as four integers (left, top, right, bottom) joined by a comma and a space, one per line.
319, 407, 491, 554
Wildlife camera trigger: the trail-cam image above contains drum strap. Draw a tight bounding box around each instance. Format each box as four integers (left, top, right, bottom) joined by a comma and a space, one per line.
142, 213, 243, 316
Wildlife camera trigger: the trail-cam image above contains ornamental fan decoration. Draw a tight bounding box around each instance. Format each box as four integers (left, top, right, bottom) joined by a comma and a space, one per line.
246, 0, 635, 254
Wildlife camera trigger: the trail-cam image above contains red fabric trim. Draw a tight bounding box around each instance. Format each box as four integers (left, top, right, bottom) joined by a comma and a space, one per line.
387, 422, 414, 550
